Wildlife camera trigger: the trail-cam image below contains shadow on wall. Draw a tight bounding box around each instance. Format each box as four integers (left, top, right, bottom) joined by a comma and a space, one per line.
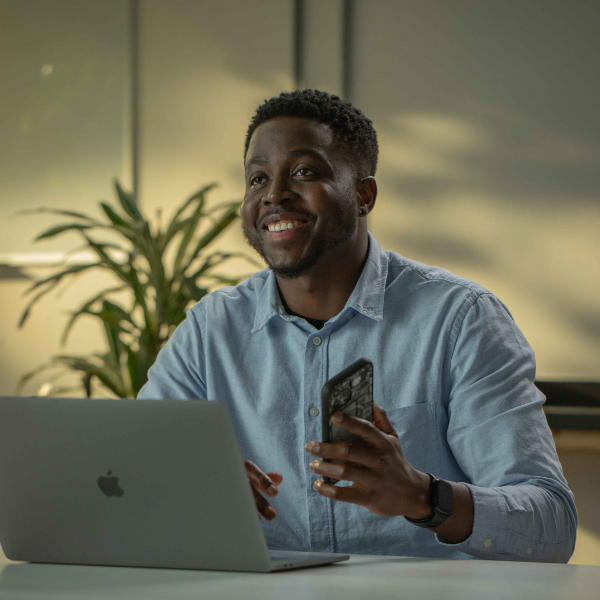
373, 103, 600, 378
352, 0, 600, 379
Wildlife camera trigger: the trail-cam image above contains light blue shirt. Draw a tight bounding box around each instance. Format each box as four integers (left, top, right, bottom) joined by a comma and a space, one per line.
138, 231, 577, 562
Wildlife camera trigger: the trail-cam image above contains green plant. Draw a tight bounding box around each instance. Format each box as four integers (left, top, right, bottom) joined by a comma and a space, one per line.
16, 180, 261, 398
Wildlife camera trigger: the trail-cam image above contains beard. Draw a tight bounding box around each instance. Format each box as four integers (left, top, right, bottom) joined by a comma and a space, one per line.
242, 199, 359, 279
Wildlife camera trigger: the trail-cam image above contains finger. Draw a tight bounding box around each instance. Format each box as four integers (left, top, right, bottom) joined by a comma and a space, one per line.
306, 441, 385, 472
250, 486, 277, 520
244, 460, 279, 496
309, 459, 379, 486
329, 412, 390, 451
373, 403, 398, 437
266, 472, 283, 486
314, 479, 367, 506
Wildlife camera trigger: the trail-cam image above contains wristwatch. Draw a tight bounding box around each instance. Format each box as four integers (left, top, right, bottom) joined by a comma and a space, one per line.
404, 473, 454, 528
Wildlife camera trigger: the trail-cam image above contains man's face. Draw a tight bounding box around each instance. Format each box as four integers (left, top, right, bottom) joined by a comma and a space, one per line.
241, 116, 361, 279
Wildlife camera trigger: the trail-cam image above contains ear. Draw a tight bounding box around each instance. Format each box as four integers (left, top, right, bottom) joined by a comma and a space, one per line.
357, 176, 377, 216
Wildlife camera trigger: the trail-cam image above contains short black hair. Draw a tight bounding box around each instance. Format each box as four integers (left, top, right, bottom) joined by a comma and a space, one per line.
243, 89, 378, 179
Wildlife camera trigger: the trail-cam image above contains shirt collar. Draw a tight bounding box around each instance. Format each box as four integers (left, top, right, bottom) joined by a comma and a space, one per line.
252, 231, 388, 333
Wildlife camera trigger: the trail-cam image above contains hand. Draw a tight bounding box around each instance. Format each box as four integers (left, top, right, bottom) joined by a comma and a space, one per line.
244, 460, 283, 521
305, 403, 432, 519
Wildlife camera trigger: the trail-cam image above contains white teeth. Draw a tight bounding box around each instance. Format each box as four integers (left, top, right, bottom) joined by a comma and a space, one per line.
267, 220, 303, 232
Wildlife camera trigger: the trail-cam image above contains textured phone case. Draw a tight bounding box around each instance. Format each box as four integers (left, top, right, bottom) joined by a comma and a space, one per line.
320, 359, 373, 485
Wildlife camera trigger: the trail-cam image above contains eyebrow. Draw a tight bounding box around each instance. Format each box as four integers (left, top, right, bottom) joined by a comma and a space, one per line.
244, 148, 330, 171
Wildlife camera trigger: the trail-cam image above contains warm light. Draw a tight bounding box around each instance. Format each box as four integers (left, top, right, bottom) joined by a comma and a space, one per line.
37, 383, 52, 396
40, 64, 53, 76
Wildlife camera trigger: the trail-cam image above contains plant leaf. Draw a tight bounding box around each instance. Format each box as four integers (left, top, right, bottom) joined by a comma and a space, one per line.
25, 262, 102, 294
61, 286, 128, 346
172, 194, 207, 276
83, 235, 130, 285
100, 202, 131, 229
53, 355, 127, 397
16, 207, 102, 224
19, 277, 67, 328
35, 223, 94, 241
114, 180, 143, 222
99, 299, 136, 326
125, 345, 139, 395
183, 203, 240, 271
158, 215, 195, 255
163, 183, 218, 244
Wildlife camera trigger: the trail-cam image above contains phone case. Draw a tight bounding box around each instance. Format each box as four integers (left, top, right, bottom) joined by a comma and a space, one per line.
320, 358, 374, 485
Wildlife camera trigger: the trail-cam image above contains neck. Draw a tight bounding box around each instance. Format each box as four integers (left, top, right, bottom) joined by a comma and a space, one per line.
276, 234, 369, 321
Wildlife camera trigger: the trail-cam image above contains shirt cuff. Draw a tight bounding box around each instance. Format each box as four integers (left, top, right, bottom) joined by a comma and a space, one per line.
435, 483, 511, 559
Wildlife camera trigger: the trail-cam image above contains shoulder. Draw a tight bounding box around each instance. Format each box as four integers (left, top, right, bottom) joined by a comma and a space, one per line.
381, 249, 514, 329
385, 250, 492, 298
186, 268, 270, 323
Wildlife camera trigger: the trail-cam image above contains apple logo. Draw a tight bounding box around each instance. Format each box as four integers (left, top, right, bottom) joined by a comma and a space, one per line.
97, 470, 124, 497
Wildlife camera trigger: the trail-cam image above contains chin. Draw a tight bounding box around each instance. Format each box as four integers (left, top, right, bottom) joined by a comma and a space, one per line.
270, 265, 306, 279
268, 252, 323, 279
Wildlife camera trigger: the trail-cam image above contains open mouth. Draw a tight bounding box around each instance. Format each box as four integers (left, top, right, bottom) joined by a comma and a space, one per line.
263, 219, 309, 241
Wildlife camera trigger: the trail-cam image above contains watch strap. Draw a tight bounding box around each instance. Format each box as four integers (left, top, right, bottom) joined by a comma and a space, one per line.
404, 473, 454, 529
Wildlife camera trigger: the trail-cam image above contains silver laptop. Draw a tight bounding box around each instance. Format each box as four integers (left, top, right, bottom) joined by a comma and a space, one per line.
0, 396, 349, 572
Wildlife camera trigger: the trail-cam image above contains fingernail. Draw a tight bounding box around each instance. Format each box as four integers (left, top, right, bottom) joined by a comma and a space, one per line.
267, 484, 277, 494
331, 413, 342, 423
305, 442, 315, 451
265, 506, 276, 518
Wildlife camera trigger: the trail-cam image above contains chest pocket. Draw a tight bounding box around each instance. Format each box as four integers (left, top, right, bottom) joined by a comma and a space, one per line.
383, 402, 441, 475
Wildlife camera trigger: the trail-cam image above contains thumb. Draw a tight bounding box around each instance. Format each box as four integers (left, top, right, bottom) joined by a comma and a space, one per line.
373, 403, 398, 437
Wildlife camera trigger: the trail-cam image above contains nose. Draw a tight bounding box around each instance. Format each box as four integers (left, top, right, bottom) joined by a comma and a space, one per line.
261, 173, 294, 206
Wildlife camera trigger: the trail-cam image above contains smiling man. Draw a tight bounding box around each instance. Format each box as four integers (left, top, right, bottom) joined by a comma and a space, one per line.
138, 89, 577, 562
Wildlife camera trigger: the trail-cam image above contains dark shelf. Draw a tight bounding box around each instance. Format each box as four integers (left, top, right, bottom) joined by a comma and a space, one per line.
536, 381, 600, 430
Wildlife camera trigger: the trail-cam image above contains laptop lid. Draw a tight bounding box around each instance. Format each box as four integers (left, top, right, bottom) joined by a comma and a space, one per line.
0, 396, 337, 572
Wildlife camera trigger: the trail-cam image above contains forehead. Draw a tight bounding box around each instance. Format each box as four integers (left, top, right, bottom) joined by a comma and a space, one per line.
245, 116, 337, 167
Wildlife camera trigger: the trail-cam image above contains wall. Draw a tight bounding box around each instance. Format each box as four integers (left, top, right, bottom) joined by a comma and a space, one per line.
137, 0, 293, 280
352, 0, 600, 381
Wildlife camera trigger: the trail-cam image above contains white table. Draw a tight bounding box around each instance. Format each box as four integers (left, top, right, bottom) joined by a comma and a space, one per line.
1, 554, 599, 600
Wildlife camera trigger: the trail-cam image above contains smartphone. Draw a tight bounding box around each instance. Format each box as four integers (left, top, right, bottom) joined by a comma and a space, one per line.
320, 358, 374, 485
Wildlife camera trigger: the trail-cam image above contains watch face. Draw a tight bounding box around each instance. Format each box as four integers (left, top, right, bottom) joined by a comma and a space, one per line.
435, 478, 454, 516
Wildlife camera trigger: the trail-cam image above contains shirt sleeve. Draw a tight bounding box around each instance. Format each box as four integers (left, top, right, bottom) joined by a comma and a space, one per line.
436, 293, 578, 562
137, 303, 208, 400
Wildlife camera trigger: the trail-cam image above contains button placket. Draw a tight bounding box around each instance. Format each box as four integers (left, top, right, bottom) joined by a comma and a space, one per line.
304, 330, 334, 552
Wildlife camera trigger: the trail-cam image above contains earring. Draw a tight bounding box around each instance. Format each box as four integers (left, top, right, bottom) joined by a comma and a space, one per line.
360, 206, 367, 215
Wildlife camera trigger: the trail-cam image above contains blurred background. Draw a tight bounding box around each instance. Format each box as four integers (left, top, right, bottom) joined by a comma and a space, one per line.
0, 0, 598, 564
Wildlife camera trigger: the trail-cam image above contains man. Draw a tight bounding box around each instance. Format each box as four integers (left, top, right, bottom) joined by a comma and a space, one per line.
138, 89, 577, 562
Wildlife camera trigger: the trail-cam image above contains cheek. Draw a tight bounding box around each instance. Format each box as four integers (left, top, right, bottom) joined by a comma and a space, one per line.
240, 198, 255, 225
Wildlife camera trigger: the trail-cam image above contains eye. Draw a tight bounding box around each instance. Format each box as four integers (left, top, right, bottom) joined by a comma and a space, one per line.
295, 168, 315, 176
250, 168, 315, 186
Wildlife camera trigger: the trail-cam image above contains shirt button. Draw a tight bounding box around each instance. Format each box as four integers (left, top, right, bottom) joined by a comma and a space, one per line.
312, 336, 322, 346
484, 538, 492, 548
312, 481, 319, 491
526, 548, 533, 555
309, 407, 320, 417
